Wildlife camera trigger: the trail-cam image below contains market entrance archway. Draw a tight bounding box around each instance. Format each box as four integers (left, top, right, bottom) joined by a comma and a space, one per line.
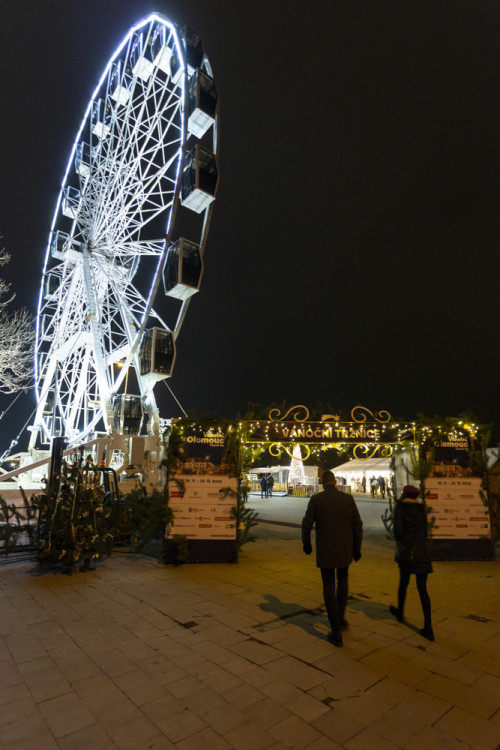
245, 403, 414, 460
243, 404, 415, 497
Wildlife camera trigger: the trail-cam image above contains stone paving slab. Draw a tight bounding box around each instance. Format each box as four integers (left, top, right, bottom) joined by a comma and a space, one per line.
0, 521, 499, 750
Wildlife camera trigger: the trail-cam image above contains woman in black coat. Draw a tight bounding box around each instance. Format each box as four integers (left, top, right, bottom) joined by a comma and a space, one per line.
390, 484, 434, 640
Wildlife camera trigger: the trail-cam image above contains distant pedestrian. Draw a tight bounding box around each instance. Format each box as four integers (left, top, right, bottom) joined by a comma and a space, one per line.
377, 475, 386, 499
266, 473, 274, 497
302, 471, 363, 647
259, 475, 267, 498
390, 484, 434, 641
370, 476, 377, 498
389, 474, 396, 500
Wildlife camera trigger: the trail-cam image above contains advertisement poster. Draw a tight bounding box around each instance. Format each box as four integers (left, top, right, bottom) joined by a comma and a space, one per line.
424, 436, 493, 560
169, 476, 237, 540
168, 425, 237, 543
428, 435, 473, 479
426, 478, 490, 540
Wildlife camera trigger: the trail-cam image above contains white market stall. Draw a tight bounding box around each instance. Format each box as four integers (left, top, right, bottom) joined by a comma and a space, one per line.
247, 465, 320, 496
331, 456, 393, 495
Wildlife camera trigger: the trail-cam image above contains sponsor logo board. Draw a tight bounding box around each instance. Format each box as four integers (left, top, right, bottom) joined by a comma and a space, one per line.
426, 478, 491, 540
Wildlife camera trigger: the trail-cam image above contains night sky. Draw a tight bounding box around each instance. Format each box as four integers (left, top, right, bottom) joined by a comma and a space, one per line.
1, 0, 500, 453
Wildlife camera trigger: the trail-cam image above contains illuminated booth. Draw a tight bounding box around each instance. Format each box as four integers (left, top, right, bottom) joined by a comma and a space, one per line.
50, 231, 68, 260
110, 61, 132, 106
91, 98, 112, 139
62, 186, 81, 219
180, 26, 204, 75
50, 232, 81, 263
113, 395, 144, 436
75, 142, 92, 177
130, 33, 156, 81
139, 327, 176, 381
44, 273, 60, 300
188, 70, 218, 139
180, 145, 218, 214
163, 238, 203, 300
151, 24, 175, 75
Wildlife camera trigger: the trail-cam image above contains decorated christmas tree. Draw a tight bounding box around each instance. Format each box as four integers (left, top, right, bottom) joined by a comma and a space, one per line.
289, 443, 306, 486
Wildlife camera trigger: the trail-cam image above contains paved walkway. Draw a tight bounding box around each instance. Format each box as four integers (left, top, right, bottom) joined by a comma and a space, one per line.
1, 499, 499, 749
246, 493, 393, 538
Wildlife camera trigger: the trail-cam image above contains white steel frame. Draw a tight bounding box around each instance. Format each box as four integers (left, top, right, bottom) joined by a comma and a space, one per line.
30, 13, 218, 449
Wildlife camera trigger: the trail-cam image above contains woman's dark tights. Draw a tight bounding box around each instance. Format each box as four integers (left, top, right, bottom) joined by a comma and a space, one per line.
398, 567, 432, 626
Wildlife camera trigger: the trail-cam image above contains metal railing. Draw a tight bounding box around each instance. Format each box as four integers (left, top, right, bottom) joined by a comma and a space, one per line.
249, 481, 321, 498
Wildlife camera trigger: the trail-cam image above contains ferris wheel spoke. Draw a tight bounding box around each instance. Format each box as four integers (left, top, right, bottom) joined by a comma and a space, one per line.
109, 76, 183, 168
106, 240, 166, 258
90, 83, 183, 241
59, 346, 91, 436
87, 127, 181, 238
91, 149, 180, 245
119, 95, 183, 174
105, 268, 169, 333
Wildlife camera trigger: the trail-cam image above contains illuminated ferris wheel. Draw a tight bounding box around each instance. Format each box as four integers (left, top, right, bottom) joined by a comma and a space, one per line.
29, 13, 219, 449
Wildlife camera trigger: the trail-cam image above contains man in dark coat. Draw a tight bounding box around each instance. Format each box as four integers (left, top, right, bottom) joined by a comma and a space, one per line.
259, 475, 267, 498
266, 473, 274, 497
302, 470, 363, 647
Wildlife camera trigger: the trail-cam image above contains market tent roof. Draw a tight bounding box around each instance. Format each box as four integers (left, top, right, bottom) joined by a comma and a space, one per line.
331, 457, 392, 475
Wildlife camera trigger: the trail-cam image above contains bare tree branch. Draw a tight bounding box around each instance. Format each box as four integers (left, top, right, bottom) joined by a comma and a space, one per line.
0, 245, 34, 393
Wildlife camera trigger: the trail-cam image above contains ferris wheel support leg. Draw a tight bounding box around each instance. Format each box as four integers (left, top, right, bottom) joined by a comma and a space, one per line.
29, 355, 60, 450
144, 394, 161, 436
81, 245, 113, 430
173, 298, 191, 340
27, 425, 40, 452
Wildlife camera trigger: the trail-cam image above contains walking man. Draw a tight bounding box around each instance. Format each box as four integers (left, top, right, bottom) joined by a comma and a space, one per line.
302, 470, 363, 647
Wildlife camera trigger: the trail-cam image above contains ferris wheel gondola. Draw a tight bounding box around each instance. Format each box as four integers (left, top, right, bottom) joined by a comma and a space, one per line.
29, 13, 219, 450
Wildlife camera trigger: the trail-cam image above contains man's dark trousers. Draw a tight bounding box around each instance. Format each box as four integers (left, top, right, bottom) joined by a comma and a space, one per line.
320, 566, 349, 632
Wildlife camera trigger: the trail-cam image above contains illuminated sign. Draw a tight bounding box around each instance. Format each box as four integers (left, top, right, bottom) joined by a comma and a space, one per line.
247, 421, 411, 444
246, 405, 414, 459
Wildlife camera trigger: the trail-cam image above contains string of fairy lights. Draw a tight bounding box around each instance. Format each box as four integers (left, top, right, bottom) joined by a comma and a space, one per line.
169, 408, 480, 464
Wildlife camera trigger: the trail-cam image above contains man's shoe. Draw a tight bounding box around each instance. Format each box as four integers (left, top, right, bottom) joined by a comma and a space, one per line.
339, 618, 349, 631
389, 605, 403, 623
327, 631, 343, 648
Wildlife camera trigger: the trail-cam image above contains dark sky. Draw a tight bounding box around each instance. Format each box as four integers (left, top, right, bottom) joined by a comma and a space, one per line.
1, 0, 500, 451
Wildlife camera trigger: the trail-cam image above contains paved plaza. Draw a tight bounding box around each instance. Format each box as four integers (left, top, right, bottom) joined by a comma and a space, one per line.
1, 494, 499, 749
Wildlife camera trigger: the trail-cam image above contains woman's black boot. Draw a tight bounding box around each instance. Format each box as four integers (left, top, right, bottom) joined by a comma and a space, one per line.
389, 605, 403, 622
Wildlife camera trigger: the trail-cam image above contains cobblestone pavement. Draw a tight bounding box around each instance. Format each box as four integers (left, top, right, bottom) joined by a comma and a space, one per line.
1, 502, 499, 749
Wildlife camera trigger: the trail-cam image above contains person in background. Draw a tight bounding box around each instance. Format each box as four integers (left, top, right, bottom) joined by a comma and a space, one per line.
266, 473, 274, 497
387, 475, 393, 500
259, 474, 267, 498
377, 475, 386, 499
302, 470, 363, 647
390, 484, 434, 641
